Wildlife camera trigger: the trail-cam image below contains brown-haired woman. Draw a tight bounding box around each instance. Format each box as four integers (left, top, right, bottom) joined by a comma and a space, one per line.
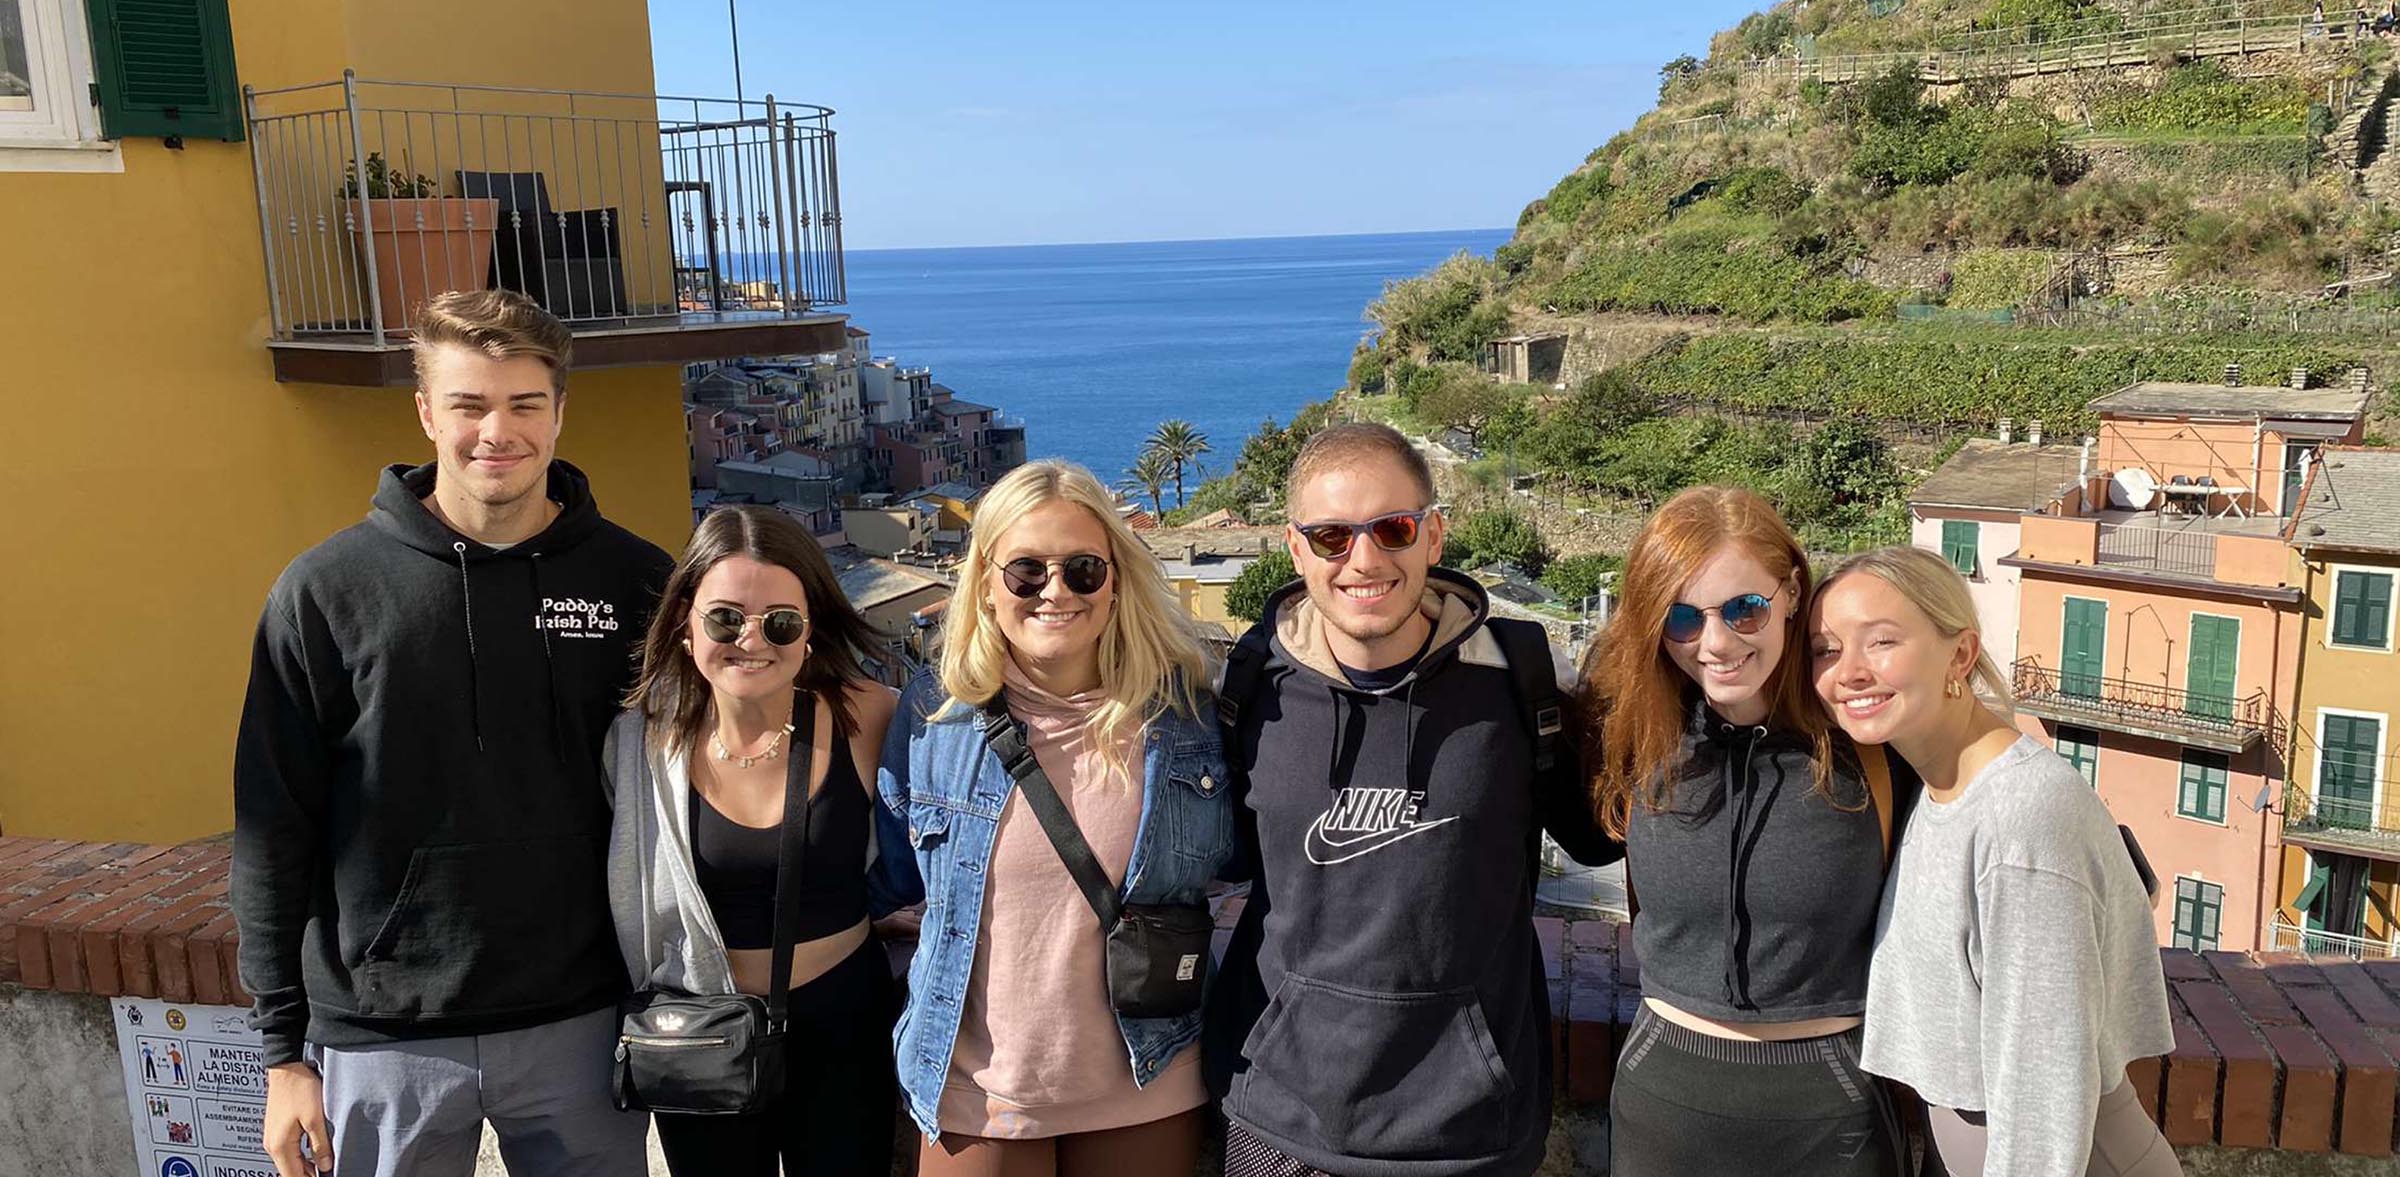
604, 505, 921, 1176
1577, 486, 1906, 1176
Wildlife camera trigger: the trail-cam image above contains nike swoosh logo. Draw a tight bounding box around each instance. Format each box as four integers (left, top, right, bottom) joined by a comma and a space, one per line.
1303, 812, 1461, 865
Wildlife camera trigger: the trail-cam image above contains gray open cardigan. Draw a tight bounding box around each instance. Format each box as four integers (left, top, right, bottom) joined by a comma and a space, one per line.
602, 708, 919, 997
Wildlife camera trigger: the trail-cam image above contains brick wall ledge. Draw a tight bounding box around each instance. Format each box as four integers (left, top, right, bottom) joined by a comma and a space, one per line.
9, 837, 2394, 1158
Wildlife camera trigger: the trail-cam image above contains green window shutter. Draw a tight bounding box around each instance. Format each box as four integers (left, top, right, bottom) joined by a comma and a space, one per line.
84, 0, 243, 142
2333, 571, 2393, 648
2178, 749, 2227, 822
1941, 520, 1979, 577
2055, 725, 2099, 786
2173, 877, 2223, 950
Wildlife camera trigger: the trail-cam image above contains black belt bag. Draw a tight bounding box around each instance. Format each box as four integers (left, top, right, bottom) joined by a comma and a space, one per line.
613, 690, 816, 1115
982, 700, 1211, 1019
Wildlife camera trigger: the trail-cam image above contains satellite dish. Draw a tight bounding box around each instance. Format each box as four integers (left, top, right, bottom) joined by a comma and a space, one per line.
2250, 782, 2276, 813
2108, 467, 2159, 510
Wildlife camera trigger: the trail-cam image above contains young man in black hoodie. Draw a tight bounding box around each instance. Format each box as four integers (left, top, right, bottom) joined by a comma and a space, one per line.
234, 290, 673, 1177
1209, 423, 1621, 1177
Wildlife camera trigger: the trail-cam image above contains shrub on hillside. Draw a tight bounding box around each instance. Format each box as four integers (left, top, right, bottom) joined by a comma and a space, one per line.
1443, 508, 1551, 576
1368, 252, 1512, 364
1225, 549, 1297, 623
1541, 553, 1622, 605
1548, 238, 1894, 323
1720, 166, 1813, 215
1948, 249, 2055, 309
2092, 61, 2311, 134
1544, 167, 1614, 225
1523, 370, 1658, 477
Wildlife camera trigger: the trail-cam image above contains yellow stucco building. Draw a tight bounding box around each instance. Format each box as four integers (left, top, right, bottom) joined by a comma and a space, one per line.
2274, 446, 2400, 958
0, 0, 845, 840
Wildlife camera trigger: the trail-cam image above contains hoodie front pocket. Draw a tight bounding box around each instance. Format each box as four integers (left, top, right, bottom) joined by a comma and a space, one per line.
356, 835, 610, 1018
1236, 973, 1512, 1161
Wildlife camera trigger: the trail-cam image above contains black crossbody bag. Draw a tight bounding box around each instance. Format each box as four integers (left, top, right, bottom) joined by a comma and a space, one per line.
980, 698, 1213, 1019
612, 691, 814, 1115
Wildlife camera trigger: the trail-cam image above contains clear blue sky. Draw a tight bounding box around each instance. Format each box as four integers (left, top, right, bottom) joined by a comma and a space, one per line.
646, 1, 1767, 250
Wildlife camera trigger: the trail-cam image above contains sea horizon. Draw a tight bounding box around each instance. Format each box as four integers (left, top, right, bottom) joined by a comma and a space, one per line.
836, 226, 1514, 500
846, 225, 1511, 257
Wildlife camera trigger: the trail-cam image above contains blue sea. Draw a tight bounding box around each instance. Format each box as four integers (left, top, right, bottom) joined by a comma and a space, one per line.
838, 229, 1511, 496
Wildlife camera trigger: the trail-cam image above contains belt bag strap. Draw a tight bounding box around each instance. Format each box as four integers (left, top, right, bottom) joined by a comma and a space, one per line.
979, 697, 1123, 928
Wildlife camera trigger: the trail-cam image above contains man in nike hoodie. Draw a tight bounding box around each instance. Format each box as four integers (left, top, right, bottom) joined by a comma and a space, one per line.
233, 291, 671, 1177
1209, 423, 1621, 1177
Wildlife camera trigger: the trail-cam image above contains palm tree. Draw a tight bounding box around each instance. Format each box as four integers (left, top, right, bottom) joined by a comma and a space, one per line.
1122, 449, 1174, 518
1148, 420, 1212, 507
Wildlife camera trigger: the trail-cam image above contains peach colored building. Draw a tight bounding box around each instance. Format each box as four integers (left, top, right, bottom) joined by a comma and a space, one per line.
2002, 374, 2367, 952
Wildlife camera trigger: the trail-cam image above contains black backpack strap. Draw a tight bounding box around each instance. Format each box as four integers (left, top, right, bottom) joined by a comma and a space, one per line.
1486, 617, 1565, 774
978, 697, 1122, 929
1215, 623, 1276, 757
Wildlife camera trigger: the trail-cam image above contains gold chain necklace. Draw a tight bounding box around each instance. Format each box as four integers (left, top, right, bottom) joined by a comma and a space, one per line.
711, 721, 795, 769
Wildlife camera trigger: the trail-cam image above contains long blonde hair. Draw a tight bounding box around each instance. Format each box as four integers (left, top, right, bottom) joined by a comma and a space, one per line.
936, 461, 1210, 752
1817, 545, 2014, 713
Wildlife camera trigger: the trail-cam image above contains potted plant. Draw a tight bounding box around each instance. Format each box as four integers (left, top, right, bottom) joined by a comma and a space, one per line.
342, 152, 501, 334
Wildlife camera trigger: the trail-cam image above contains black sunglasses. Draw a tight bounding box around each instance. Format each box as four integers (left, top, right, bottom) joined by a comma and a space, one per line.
1663, 588, 1783, 645
697, 606, 810, 647
1295, 510, 1430, 561
994, 554, 1112, 599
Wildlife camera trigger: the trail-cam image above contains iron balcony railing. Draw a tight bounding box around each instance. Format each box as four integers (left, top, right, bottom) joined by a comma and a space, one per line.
2095, 523, 2218, 579
2011, 657, 2279, 750
2282, 779, 2400, 841
2268, 916, 2398, 961
243, 72, 843, 346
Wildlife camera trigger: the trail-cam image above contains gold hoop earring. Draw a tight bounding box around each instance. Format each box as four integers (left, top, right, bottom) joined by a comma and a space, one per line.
1945, 678, 1965, 699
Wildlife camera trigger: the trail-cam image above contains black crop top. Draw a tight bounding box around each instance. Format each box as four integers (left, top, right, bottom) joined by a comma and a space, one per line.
689, 729, 871, 950
1625, 698, 1908, 1023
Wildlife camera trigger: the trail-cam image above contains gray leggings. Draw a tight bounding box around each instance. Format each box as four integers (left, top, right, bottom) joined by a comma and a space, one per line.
1928, 1081, 2182, 1177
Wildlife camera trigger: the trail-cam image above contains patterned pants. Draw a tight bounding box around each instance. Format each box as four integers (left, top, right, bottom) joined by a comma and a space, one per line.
1222, 1120, 1339, 1177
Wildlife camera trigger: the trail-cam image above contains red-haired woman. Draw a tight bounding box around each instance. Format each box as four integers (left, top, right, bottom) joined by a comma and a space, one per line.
1576, 486, 1905, 1176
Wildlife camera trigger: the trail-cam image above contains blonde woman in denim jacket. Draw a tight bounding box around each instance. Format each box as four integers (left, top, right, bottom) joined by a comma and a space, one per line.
880, 460, 1234, 1177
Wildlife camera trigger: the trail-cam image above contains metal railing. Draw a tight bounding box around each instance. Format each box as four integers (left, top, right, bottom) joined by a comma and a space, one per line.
2011, 657, 2279, 744
2269, 916, 2398, 960
2096, 523, 2219, 578
2282, 778, 2400, 838
243, 72, 843, 346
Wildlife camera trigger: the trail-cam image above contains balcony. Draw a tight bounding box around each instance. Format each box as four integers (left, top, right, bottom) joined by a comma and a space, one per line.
2003, 512, 2300, 603
2268, 916, 2397, 960
2281, 782, 2400, 861
244, 74, 848, 386
2010, 657, 2279, 753
2096, 523, 2217, 578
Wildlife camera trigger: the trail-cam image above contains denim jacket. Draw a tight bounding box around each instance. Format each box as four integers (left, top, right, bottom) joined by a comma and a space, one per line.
876, 667, 1235, 1141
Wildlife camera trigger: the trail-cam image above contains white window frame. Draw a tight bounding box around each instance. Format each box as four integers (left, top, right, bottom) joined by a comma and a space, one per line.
2315, 706, 2389, 830
0, 0, 118, 172
2327, 563, 2398, 654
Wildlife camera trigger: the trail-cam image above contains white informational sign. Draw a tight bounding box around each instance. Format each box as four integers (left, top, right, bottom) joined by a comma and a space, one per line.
110, 997, 276, 1177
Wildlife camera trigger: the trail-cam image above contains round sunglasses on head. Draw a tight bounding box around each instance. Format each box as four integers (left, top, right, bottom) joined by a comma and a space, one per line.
1663, 587, 1784, 644
697, 605, 809, 647
993, 554, 1112, 598
1295, 510, 1430, 561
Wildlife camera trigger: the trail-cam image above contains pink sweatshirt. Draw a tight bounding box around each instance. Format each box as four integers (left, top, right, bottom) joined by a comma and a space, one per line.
935, 662, 1205, 1138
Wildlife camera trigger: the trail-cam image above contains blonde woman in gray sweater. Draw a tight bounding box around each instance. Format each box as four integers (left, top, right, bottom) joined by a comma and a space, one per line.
1806, 546, 2178, 1177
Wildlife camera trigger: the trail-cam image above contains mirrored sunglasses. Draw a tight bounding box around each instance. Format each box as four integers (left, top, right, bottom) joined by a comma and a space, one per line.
1295, 510, 1428, 561
1663, 591, 1779, 644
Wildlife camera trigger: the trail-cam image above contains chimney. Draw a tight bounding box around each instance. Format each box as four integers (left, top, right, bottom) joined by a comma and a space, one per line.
2079, 436, 2095, 483
2224, 363, 2242, 387
1998, 416, 2015, 444
2352, 366, 2372, 392
2027, 419, 2044, 446
2291, 366, 2310, 391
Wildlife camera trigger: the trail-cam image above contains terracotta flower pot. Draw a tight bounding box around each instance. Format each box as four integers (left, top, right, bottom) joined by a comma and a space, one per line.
345, 197, 503, 334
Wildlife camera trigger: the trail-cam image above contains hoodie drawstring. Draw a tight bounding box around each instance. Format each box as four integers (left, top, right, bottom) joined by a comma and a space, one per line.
1722, 724, 1767, 1012
529, 552, 567, 764
454, 542, 485, 754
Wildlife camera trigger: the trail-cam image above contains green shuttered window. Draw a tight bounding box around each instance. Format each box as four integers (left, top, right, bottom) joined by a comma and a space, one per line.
2172, 876, 2222, 952
84, 0, 241, 142
2178, 749, 2228, 823
1941, 519, 1979, 577
2332, 570, 2394, 650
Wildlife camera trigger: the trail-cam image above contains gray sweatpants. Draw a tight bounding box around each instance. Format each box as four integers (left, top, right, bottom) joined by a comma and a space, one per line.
310, 1006, 648, 1177
1928, 1081, 2183, 1177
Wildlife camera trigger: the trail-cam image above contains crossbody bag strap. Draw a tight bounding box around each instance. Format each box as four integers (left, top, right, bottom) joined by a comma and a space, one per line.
979, 696, 1123, 930
765, 688, 817, 1027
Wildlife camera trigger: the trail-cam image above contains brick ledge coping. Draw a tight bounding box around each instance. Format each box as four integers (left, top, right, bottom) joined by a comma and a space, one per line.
6, 837, 2394, 1157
